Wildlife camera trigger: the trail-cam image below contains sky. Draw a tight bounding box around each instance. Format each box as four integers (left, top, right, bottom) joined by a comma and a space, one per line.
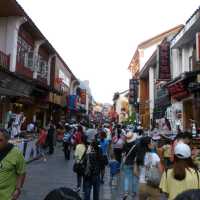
17, 0, 200, 103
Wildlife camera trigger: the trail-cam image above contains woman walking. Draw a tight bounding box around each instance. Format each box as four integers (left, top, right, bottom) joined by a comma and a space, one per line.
83, 141, 102, 200
74, 136, 87, 192
121, 131, 138, 200
160, 143, 200, 200
137, 136, 161, 200
99, 130, 109, 184
112, 127, 124, 163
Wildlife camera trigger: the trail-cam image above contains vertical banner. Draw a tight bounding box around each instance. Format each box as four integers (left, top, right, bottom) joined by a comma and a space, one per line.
129, 79, 139, 106
158, 41, 171, 80
196, 33, 200, 62
80, 89, 86, 105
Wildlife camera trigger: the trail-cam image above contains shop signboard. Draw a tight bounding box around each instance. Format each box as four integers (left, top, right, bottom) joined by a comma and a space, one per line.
196, 33, 200, 61
167, 81, 190, 100
0, 71, 32, 96
80, 89, 87, 105
129, 79, 139, 106
158, 42, 171, 80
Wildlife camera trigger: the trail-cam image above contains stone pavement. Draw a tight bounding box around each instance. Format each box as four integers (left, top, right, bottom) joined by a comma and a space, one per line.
19, 145, 123, 200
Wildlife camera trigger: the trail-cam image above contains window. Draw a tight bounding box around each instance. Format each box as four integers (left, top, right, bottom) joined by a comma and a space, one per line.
37, 55, 48, 78
17, 35, 33, 68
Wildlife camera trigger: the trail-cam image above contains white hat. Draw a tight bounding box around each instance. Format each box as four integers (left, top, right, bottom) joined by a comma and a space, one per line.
125, 131, 137, 143
174, 143, 191, 159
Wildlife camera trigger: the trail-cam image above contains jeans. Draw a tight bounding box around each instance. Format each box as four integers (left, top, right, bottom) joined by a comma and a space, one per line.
84, 175, 100, 200
63, 142, 70, 160
123, 165, 139, 194
77, 174, 83, 188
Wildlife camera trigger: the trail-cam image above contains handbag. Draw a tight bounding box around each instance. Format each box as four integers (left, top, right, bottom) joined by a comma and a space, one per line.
121, 144, 136, 169
73, 152, 86, 175
145, 165, 161, 188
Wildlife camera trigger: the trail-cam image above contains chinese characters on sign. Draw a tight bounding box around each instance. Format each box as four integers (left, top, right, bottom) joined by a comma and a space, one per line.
158, 42, 171, 80
129, 79, 139, 106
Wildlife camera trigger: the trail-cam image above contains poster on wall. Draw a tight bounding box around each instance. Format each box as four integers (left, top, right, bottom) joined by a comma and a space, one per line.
158, 41, 171, 80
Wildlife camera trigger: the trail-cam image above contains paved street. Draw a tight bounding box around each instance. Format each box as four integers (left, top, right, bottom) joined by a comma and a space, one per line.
20, 144, 122, 200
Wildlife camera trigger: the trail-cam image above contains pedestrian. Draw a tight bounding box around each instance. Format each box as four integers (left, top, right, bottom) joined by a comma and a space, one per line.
121, 131, 138, 200
160, 143, 200, 200
162, 140, 172, 169
44, 187, 81, 200
99, 130, 109, 184
112, 127, 124, 163
109, 153, 120, 186
63, 124, 72, 160
74, 135, 87, 192
47, 121, 56, 155
74, 125, 86, 145
174, 189, 200, 200
36, 128, 48, 162
83, 141, 102, 200
137, 136, 162, 200
0, 128, 26, 200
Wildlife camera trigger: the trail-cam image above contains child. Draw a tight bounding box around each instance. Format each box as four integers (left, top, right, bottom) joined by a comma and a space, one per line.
109, 154, 120, 186
37, 128, 48, 162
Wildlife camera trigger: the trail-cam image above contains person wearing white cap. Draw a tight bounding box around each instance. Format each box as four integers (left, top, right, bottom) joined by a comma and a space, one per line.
160, 143, 200, 200
121, 131, 138, 199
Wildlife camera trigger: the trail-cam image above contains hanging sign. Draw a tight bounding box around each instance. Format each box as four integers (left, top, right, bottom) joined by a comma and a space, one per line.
158, 42, 171, 80
196, 33, 200, 61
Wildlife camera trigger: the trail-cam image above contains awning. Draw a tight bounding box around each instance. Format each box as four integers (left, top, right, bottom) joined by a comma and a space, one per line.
0, 71, 32, 97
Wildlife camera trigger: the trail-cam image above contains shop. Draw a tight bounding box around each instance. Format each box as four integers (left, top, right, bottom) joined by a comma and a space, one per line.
166, 71, 197, 133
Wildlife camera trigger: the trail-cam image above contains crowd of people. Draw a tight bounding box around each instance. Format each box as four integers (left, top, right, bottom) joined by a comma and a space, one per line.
1, 121, 200, 200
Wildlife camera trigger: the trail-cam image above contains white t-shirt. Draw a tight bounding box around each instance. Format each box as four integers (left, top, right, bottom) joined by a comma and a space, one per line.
139, 152, 160, 183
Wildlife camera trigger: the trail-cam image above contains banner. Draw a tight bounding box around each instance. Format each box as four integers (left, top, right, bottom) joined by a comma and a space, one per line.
196, 33, 200, 61
80, 89, 86, 105
68, 95, 78, 111
129, 79, 139, 106
158, 42, 171, 80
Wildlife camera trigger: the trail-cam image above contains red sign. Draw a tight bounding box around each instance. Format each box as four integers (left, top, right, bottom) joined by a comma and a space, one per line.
158, 42, 171, 80
167, 81, 190, 100
196, 33, 200, 61
80, 89, 86, 104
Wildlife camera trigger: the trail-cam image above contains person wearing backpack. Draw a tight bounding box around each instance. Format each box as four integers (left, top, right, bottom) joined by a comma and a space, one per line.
0, 128, 26, 200
63, 124, 72, 160
83, 141, 102, 200
160, 143, 200, 200
74, 136, 87, 192
136, 136, 162, 200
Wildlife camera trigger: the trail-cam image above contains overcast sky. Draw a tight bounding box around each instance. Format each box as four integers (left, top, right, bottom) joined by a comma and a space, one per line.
17, 0, 200, 103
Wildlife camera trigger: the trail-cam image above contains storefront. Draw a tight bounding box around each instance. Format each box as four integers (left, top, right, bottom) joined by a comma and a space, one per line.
166, 71, 197, 133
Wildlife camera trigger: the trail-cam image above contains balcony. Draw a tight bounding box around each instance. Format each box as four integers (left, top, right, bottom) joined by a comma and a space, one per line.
0, 50, 9, 69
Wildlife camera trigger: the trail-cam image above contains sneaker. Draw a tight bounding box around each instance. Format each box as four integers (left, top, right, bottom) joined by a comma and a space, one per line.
43, 158, 47, 162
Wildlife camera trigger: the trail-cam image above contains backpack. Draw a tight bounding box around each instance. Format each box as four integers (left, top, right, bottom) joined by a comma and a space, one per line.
63, 132, 71, 143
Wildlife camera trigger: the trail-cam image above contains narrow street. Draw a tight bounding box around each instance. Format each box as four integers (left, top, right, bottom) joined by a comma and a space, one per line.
19, 145, 122, 200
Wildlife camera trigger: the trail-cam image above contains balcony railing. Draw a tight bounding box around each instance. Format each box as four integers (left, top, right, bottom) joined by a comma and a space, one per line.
0, 50, 10, 69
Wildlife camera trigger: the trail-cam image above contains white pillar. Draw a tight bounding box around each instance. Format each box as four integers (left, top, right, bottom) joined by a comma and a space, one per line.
6, 17, 26, 72
149, 67, 155, 129
33, 40, 45, 79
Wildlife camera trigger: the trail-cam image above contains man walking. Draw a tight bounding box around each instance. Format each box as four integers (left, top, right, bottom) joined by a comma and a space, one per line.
0, 128, 26, 200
